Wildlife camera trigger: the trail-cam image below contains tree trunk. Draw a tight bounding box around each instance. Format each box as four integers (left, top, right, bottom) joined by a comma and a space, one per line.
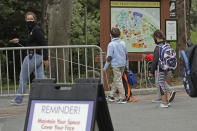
46, 0, 73, 82
41, 0, 48, 34
175, 0, 191, 76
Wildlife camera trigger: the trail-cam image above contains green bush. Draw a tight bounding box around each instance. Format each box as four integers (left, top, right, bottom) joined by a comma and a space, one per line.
190, 31, 197, 44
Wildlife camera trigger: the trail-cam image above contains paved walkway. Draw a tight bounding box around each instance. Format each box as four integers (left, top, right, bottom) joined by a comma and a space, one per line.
0, 86, 197, 131
109, 92, 197, 131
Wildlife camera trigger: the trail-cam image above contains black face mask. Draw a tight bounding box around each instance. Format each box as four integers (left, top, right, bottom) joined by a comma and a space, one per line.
26, 21, 36, 31
154, 38, 158, 44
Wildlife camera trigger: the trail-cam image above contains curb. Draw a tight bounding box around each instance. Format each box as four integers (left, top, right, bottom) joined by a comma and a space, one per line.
131, 85, 184, 95
105, 85, 185, 96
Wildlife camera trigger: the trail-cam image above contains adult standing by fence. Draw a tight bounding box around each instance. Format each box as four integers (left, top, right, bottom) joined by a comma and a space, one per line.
103, 27, 128, 104
9, 11, 48, 105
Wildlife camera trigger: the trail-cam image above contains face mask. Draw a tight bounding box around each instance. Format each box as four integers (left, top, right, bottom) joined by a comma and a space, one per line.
154, 38, 158, 44
26, 21, 36, 31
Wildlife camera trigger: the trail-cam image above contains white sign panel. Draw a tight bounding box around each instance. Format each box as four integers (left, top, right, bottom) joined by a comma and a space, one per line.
166, 20, 177, 41
27, 100, 94, 131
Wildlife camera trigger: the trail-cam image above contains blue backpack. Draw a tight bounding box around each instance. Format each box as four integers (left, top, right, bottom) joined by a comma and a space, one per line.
180, 43, 197, 97
125, 70, 136, 86
122, 70, 136, 101
158, 42, 177, 70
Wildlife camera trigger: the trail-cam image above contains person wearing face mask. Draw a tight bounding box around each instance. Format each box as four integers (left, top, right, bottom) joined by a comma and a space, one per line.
103, 27, 128, 104
149, 30, 176, 108
9, 11, 48, 105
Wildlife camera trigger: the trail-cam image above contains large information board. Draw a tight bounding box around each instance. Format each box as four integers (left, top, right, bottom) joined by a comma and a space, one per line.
111, 1, 161, 52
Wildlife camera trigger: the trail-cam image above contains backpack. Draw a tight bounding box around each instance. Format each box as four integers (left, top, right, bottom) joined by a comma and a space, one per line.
125, 70, 136, 86
157, 42, 177, 70
180, 43, 197, 97
122, 70, 136, 102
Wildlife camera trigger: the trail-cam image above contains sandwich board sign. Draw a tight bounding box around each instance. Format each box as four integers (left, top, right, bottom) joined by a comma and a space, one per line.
27, 100, 94, 131
24, 79, 113, 131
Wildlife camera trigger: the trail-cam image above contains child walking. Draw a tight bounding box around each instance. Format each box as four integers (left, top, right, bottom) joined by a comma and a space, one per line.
149, 30, 176, 108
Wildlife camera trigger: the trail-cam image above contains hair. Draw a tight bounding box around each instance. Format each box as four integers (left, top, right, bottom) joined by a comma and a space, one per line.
25, 11, 37, 21
153, 30, 166, 40
110, 27, 120, 38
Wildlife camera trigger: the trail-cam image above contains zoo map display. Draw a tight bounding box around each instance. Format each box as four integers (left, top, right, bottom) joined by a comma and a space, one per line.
111, 7, 160, 52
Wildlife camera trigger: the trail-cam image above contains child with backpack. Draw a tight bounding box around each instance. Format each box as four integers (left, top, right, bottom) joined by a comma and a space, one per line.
149, 30, 177, 108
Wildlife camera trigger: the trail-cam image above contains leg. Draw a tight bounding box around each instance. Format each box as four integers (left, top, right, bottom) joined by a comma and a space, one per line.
109, 67, 119, 98
155, 70, 162, 100
14, 56, 35, 103
158, 72, 169, 107
165, 82, 173, 94
152, 70, 161, 103
165, 71, 173, 94
166, 71, 176, 102
35, 54, 45, 79
112, 67, 125, 100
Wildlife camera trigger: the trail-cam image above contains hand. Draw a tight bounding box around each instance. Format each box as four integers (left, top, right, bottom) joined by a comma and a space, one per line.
125, 66, 128, 71
149, 72, 153, 77
10, 38, 19, 44
103, 68, 106, 73
43, 60, 49, 67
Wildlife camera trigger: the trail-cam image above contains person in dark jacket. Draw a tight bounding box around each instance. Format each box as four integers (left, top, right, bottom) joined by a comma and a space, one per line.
9, 11, 48, 104
149, 30, 176, 108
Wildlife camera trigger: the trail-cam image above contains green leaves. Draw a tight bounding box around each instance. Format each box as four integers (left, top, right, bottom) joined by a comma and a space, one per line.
0, 0, 100, 46
0, 0, 41, 47
70, 0, 100, 45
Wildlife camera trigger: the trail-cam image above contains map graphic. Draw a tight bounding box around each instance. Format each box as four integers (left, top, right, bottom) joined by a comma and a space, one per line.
111, 8, 160, 52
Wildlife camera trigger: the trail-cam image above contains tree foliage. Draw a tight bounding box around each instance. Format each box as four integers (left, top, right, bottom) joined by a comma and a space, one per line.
71, 0, 100, 45
190, 0, 197, 43
191, 0, 197, 31
0, 0, 41, 47
0, 0, 100, 46
70, 0, 100, 79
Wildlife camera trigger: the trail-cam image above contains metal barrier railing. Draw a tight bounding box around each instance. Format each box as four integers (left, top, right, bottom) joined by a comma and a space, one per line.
0, 45, 103, 96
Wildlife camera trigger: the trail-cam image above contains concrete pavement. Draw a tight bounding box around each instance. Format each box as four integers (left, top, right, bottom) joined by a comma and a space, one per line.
109, 92, 197, 131
0, 85, 197, 131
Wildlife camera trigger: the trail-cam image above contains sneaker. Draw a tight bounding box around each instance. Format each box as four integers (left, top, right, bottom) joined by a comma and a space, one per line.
169, 91, 176, 102
160, 103, 168, 108
9, 99, 22, 105
117, 99, 127, 104
152, 98, 162, 103
106, 96, 115, 102
168, 102, 171, 106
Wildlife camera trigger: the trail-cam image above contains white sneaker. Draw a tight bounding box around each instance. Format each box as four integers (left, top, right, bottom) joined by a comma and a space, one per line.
160, 103, 168, 108
106, 96, 115, 102
9, 99, 22, 105
116, 99, 127, 104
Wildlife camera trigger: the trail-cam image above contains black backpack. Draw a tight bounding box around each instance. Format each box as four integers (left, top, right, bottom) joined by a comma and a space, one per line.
180, 41, 197, 97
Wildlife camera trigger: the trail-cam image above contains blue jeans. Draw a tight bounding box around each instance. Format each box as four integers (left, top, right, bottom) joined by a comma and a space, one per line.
14, 54, 45, 103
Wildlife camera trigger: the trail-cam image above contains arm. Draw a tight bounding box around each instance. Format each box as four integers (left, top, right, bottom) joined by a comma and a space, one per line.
34, 29, 49, 66
19, 39, 27, 46
125, 43, 129, 69
103, 56, 112, 70
150, 46, 159, 75
103, 43, 113, 70
10, 38, 27, 46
